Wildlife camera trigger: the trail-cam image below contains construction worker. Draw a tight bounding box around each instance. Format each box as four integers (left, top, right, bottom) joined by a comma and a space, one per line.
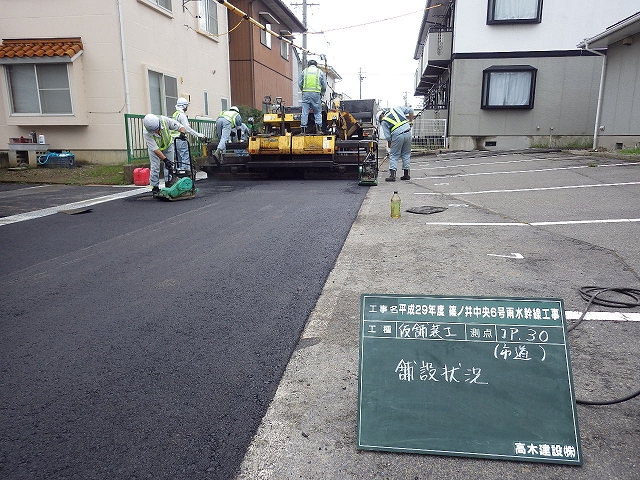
172, 98, 207, 173
377, 106, 414, 182
298, 59, 327, 134
214, 106, 244, 162
142, 114, 186, 195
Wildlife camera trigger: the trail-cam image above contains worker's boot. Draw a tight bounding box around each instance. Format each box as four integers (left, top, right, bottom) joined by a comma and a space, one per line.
401, 169, 411, 180
213, 148, 222, 164
385, 169, 396, 182
316, 124, 323, 135
301, 126, 307, 135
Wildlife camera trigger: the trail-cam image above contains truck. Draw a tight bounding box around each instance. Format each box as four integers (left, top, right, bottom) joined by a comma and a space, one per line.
196, 98, 380, 185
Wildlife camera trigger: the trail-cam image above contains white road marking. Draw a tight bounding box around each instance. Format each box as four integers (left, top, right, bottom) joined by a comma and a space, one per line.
424, 219, 640, 226
414, 181, 640, 196
413, 157, 539, 171
487, 253, 524, 259
417, 162, 638, 179
0, 187, 149, 226
0, 172, 208, 226
565, 311, 640, 322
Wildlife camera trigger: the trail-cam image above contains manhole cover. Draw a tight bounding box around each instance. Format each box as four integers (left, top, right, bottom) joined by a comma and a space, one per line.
406, 206, 447, 215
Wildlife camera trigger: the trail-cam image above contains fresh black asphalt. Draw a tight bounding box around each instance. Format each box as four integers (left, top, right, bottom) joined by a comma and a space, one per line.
0, 178, 367, 479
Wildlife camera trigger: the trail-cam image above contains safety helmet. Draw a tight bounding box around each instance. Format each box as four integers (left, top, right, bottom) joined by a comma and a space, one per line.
143, 114, 160, 132
229, 106, 239, 113
176, 97, 190, 109
307, 59, 317, 66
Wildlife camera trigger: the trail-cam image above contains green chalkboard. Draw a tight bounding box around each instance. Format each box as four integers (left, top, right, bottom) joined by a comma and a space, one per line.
357, 294, 582, 465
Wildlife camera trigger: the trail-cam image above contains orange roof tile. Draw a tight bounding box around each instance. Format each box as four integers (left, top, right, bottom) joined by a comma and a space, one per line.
0, 38, 83, 59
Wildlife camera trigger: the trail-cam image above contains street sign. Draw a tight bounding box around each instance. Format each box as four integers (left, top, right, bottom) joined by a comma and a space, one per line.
358, 294, 582, 465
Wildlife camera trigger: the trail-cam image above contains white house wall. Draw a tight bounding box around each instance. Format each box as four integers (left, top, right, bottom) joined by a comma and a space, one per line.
0, 0, 231, 163
452, 0, 640, 53
445, 0, 640, 150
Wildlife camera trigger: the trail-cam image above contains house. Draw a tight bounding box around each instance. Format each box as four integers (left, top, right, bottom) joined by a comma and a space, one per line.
578, 12, 640, 151
0, 0, 232, 165
414, 0, 640, 151
226, 0, 305, 112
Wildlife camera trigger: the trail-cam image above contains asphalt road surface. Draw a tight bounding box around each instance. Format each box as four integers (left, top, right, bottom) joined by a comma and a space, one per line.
0, 178, 368, 479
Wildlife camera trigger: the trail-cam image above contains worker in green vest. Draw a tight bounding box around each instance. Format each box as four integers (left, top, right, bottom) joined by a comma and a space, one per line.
172, 98, 207, 173
213, 106, 245, 163
377, 106, 414, 182
298, 59, 327, 134
143, 114, 186, 195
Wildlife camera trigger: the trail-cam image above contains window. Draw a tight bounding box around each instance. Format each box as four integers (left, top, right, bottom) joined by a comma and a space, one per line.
481, 65, 536, 109
148, 70, 178, 115
280, 37, 290, 60
199, 0, 218, 35
7, 63, 72, 114
221, 98, 229, 112
260, 20, 272, 48
487, 0, 542, 24
150, 0, 172, 11
204, 91, 209, 116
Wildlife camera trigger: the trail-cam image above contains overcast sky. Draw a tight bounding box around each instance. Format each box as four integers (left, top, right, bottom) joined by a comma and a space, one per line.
284, 0, 426, 109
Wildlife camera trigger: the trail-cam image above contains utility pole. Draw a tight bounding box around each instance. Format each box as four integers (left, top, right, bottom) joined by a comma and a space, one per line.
359, 67, 366, 99
291, 0, 319, 65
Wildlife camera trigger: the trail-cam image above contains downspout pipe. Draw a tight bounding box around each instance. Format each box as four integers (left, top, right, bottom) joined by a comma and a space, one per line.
117, 0, 131, 114
581, 40, 607, 150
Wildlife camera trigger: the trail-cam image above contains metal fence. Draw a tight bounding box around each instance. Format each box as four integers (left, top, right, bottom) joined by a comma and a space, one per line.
412, 118, 447, 150
124, 114, 216, 163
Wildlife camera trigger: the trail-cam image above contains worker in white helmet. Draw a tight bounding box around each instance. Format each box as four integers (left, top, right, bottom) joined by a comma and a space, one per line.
142, 114, 186, 195
213, 106, 245, 163
172, 98, 207, 173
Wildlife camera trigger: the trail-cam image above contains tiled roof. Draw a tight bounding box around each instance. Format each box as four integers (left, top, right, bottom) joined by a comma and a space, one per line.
0, 38, 83, 59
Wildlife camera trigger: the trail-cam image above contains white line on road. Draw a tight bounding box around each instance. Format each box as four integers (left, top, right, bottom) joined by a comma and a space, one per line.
417, 162, 638, 179
414, 181, 640, 196
0, 187, 149, 226
487, 253, 524, 259
566, 311, 640, 322
423, 218, 640, 226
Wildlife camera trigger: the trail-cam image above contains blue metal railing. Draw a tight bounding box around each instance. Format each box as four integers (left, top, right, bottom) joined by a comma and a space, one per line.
124, 114, 216, 164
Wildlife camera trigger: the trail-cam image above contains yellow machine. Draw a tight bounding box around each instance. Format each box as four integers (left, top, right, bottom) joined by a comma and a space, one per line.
199, 98, 379, 184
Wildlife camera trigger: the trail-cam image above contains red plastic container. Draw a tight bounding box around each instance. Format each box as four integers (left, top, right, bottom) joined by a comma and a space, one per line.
133, 167, 150, 186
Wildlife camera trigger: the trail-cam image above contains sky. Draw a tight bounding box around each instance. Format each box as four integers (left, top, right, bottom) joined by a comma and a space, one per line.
283, 0, 426, 109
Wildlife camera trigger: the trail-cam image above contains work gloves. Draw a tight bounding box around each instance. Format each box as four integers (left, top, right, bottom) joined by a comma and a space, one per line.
179, 132, 187, 141
201, 136, 208, 142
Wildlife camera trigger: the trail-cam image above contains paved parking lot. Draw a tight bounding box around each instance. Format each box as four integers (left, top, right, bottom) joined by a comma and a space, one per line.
238, 150, 640, 480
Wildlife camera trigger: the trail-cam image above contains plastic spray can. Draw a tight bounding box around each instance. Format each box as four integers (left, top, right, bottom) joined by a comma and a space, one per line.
391, 191, 401, 218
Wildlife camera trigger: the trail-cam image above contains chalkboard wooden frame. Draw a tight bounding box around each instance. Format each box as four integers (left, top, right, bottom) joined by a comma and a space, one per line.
358, 294, 582, 465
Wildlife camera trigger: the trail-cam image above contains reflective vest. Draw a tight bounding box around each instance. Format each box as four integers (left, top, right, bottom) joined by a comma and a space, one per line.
156, 117, 173, 150
220, 110, 239, 128
302, 66, 322, 93
171, 110, 184, 138
382, 108, 409, 132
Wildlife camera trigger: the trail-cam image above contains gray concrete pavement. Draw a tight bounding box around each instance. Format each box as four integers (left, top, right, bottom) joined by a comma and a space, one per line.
237, 150, 640, 479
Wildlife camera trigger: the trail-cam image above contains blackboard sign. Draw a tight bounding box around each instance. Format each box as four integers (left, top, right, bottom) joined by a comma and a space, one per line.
358, 294, 582, 465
